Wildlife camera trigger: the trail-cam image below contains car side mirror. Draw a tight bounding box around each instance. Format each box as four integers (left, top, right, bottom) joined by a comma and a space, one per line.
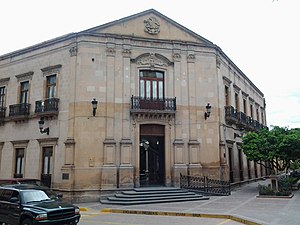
9, 197, 19, 203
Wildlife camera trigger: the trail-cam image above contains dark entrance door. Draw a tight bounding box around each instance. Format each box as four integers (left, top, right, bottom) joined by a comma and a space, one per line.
140, 125, 165, 186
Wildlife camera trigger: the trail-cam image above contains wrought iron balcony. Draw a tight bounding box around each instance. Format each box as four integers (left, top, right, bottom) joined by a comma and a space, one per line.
225, 106, 238, 124
254, 120, 261, 131
246, 116, 254, 130
35, 98, 59, 116
9, 103, 30, 117
237, 111, 247, 127
131, 96, 176, 111
0, 107, 5, 121
130, 96, 176, 119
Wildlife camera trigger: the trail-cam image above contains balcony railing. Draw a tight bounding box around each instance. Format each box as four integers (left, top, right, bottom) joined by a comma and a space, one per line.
9, 103, 30, 117
225, 106, 267, 132
246, 116, 254, 130
0, 107, 5, 120
237, 111, 247, 127
225, 106, 238, 124
254, 120, 261, 131
131, 96, 176, 112
35, 98, 59, 114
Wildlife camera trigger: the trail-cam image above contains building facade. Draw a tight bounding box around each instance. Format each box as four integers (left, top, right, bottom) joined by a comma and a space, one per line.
0, 9, 267, 202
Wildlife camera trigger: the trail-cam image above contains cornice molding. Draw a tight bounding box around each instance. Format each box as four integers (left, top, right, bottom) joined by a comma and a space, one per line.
15, 72, 34, 82
0, 77, 10, 86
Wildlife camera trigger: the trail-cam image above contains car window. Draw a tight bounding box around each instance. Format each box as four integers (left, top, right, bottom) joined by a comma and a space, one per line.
1, 190, 13, 201
21, 190, 50, 203
0, 189, 4, 200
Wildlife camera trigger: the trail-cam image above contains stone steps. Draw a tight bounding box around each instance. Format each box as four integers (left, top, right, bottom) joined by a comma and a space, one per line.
100, 187, 209, 205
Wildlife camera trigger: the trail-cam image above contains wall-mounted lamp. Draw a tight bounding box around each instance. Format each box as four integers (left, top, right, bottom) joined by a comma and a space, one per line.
38, 117, 49, 135
91, 98, 98, 116
204, 103, 212, 120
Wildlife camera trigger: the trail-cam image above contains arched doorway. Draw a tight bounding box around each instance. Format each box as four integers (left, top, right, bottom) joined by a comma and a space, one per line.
140, 124, 165, 186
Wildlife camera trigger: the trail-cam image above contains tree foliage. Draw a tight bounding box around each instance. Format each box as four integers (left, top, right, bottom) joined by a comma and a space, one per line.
242, 126, 300, 173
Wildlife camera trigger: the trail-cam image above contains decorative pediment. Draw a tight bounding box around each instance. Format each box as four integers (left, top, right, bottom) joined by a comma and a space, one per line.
131, 53, 173, 68
83, 9, 214, 45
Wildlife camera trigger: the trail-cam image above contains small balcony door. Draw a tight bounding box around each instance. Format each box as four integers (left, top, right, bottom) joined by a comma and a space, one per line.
139, 70, 164, 109
41, 147, 53, 188
46, 75, 56, 99
139, 70, 164, 99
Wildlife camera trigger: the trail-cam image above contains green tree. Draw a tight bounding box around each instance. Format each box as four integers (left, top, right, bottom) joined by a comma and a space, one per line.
242, 126, 300, 174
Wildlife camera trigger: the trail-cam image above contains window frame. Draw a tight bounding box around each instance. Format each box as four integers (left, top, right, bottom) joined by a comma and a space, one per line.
139, 70, 164, 99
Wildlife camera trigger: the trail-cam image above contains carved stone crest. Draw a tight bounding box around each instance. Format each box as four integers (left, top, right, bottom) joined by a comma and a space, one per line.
144, 17, 160, 35
132, 53, 173, 68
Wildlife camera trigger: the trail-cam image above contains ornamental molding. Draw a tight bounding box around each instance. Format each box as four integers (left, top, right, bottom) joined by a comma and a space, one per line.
41, 64, 62, 77
172, 52, 181, 62
0, 77, 10, 86
222, 76, 232, 86
187, 54, 195, 63
122, 49, 132, 58
131, 53, 173, 68
242, 91, 249, 98
233, 84, 241, 92
144, 16, 160, 35
106, 47, 116, 57
15, 71, 34, 82
69, 46, 78, 57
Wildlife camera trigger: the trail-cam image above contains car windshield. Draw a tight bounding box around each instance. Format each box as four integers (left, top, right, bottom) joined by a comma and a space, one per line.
21, 190, 51, 203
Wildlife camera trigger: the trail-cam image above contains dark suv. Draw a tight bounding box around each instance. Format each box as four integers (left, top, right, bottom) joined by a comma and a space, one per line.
0, 185, 80, 225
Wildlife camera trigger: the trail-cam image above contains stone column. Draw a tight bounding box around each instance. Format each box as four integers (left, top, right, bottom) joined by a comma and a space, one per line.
171, 48, 187, 184
119, 45, 134, 188
101, 42, 117, 189
187, 51, 201, 175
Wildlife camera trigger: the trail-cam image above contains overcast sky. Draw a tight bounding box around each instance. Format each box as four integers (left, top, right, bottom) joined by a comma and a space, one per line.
1, 0, 299, 128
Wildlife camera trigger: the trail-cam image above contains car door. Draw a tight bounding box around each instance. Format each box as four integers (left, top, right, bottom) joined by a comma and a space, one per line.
0, 189, 13, 224
6, 190, 22, 225
0, 189, 7, 223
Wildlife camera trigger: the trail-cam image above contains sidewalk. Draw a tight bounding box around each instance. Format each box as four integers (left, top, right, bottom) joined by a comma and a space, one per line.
78, 179, 300, 225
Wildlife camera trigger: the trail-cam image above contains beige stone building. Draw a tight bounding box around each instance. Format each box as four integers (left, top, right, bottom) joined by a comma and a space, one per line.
0, 9, 267, 201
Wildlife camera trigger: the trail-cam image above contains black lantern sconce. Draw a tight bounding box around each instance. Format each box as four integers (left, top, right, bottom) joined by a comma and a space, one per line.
38, 117, 49, 135
204, 103, 212, 120
91, 98, 98, 116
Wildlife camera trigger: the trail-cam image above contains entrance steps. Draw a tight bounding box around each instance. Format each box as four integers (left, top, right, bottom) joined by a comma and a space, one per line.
100, 187, 209, 205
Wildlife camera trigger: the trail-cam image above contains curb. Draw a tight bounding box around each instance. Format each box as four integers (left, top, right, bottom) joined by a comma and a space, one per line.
79, 207, 89, 212
101, 208, 262, 225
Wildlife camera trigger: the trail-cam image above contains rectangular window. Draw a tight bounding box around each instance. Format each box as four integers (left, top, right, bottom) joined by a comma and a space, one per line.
46, 75, 56, 98
139, 70, 164, 99
235, 93, 239, 111
15, 148, 25, 178
0, 86, 5, 108
20, 81, 29, 104
250, 105, 253, 118
42, 147, 53, 175
256, 108, 260, 122
243, 99, 247, 115
225, 86, 229, 106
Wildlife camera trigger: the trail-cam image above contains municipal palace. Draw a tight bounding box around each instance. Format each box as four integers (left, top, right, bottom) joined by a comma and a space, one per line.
0, 9, 267, 201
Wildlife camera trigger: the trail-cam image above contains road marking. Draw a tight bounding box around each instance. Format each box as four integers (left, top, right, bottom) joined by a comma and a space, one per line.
217, 219, 232, 225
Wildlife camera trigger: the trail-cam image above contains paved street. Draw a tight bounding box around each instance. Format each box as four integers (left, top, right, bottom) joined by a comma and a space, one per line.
77, 179, 300, 225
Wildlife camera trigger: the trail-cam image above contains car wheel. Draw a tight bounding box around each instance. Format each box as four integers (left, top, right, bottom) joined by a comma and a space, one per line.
21, 219, 33, 225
